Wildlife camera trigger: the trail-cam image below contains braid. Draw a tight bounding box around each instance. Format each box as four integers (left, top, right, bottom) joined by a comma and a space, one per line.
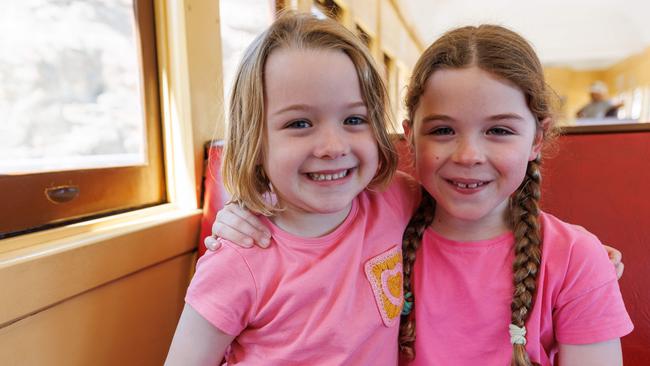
399, 189, 436, 360
509, 158, 543, 366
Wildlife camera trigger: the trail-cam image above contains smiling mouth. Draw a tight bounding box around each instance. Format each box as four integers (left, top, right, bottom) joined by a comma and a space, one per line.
307, 169, 350, 181
447, 179, 489, 189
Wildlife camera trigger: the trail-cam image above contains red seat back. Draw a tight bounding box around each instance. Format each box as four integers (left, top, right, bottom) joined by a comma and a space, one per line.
541, 131, 650, 365
198, 141, 230, 257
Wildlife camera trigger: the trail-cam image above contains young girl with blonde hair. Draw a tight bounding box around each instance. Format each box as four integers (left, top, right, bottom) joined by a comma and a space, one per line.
165, 12, 420, 365
209, 22, 632, 366
397, 24, 632, 365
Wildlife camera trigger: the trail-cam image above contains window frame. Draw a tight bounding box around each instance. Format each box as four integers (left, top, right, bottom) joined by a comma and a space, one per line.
0, 0, 165, 239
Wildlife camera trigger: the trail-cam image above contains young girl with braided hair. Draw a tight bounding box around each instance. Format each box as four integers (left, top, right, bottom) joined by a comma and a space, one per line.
398, 24, 632, 365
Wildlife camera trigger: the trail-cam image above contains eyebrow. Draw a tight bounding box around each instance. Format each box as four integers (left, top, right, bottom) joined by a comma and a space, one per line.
272, 101, 367, 116
420, 113, 526, 124
487, 113, 526, 122
420, 114, 454, 124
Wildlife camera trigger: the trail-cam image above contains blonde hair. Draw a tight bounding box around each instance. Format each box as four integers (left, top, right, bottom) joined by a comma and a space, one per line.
399, 25, 557, 366
221, 11, 397, 216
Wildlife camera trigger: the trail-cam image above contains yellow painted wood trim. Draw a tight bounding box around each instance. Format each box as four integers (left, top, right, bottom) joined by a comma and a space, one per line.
154, 0, 200, 209
388, 0, 424, 51
0, 205, 201, 327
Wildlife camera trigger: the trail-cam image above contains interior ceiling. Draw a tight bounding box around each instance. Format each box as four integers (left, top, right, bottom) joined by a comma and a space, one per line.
398, 0, 650, 69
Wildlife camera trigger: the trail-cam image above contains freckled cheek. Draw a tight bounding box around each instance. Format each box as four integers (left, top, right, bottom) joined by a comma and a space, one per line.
416, 145, 443, 165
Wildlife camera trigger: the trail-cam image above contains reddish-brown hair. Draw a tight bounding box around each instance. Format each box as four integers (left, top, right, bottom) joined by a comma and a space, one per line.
399, 25, 557, 366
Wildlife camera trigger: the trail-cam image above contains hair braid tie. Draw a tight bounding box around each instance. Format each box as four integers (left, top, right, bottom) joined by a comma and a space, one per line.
509, 324, 527, 345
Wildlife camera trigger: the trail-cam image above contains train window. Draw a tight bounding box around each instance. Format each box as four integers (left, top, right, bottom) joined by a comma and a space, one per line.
0, 0, 165, 238
219, 0, 273, 120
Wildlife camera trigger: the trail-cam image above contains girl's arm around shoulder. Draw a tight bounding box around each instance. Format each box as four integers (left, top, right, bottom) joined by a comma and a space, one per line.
206, 205, 272, 250
558, 339, 622, 366
165, 303, 236, 365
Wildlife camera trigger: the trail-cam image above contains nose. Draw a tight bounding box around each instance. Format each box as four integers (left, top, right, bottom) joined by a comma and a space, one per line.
313, 124, 350, 159
452, 136, 485, 166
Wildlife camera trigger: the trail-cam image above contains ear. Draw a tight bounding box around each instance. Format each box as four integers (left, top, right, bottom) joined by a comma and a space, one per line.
402, 119, 413, 144
529, 117, 551, 161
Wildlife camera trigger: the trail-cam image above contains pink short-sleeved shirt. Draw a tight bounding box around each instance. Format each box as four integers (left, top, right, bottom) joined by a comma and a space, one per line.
186, 172, 419, 365
407, 212, 633, 366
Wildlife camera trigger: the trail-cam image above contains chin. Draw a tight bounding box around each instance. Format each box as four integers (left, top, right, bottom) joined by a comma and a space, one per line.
310, 200, 353, 214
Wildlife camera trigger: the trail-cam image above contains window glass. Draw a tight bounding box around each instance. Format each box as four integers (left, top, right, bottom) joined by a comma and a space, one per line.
0, 0, 165, 239
219, 0, 274, 122
0, 0, 145, 175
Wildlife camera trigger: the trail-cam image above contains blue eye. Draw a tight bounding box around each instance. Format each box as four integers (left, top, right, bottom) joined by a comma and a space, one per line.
286, 119, 311, 129
487, 127, 514, 135
344, 116, 367, 125
430, 126, 454, 135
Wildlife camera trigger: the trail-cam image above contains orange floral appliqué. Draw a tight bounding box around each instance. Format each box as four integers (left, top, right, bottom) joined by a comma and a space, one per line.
364, 246, 403, 327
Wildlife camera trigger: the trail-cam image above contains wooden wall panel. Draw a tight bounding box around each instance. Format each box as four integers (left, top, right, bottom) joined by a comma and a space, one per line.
0, 253, 193, 366
0, 209, 200, 327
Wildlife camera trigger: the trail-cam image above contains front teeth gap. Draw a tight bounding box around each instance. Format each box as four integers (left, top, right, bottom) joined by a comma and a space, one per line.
452, 180, 485, 189
309, 169, 349, 181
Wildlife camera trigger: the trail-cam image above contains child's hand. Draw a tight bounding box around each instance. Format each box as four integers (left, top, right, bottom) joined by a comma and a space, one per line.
603, 245, 624, 280
204, 203, 271, 250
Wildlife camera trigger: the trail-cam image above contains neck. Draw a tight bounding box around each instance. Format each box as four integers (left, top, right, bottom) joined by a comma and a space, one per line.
431, 201, 510, 241
270, 202, 352, 238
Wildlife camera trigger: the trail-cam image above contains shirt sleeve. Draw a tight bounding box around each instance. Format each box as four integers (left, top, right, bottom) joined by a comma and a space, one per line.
553, 233, 633, 344
185, 240, 258, 336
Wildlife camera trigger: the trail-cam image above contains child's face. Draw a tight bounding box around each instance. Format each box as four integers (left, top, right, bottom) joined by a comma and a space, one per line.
404, 66, 543, 230
262, 48, 378, 218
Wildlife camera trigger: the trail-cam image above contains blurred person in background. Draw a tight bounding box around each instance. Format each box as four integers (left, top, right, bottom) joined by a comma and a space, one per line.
576, 81, 623, 118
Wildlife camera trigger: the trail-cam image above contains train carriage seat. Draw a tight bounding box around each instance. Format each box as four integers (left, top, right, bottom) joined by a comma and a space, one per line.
198, 140, 229, 257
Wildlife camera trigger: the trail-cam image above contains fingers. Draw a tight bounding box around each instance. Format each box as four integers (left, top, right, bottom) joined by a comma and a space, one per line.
605, 245, 622, 264
204, 235, 222, 251
615, 262, 624, 280
214, 224, 255, 248
212, 204, 271, 248
603, 244, 624, 280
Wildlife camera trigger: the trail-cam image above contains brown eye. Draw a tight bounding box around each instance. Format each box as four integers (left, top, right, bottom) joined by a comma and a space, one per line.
286, 119, 311, 129
430, 126, 454, 135
487, 127, 514, 135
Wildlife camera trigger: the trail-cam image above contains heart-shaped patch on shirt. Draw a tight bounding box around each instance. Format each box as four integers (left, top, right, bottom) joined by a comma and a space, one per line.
364, 245, 403, 327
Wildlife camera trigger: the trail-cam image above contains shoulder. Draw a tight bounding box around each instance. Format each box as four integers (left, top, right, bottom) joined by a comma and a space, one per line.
540, 212, 617, 299
365, 170, 420, 214
541, 213, 634, 343
197, 239, 252, 268
192, 239, 261, 290
186, 240, 264, 335
541, 212, 605, 257
391, 170, 419, 191
210, 238, 281, 271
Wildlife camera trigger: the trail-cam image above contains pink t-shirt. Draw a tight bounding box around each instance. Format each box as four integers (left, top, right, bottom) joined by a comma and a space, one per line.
407, 212, 633, 366
186, 172, 419, 365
